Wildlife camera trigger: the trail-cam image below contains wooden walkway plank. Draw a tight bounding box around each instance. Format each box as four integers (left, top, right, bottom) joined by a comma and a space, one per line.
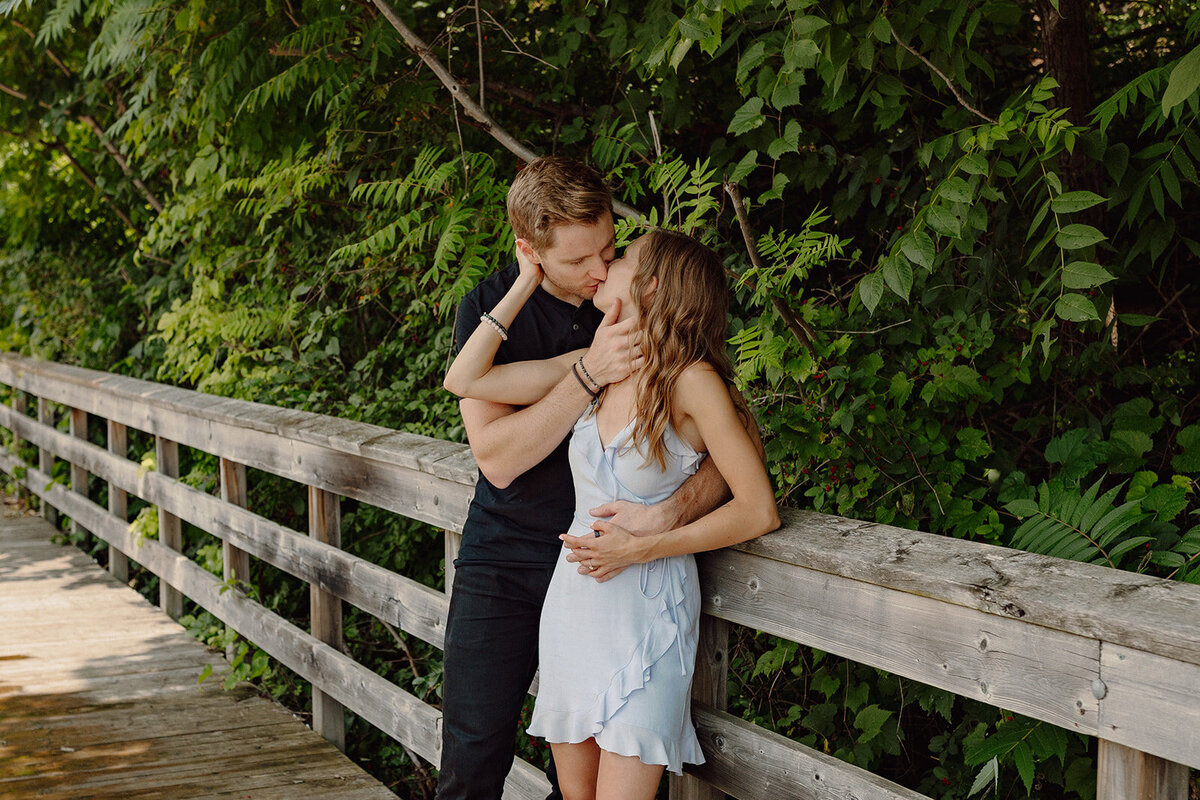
0, 510, 397, 800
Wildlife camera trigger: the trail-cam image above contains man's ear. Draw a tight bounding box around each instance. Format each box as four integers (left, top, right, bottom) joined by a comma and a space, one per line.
515, 238, 540, 265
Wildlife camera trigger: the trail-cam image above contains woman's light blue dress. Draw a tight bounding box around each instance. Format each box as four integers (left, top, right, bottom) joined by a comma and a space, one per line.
527, 412, 706, 774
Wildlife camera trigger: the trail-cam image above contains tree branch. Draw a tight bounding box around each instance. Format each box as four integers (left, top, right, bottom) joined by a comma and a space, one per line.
75, 114, 165, 213
3, 27, 164, 214
723, 182, 817, 354
368, 0, 640, 218
46, 136, 139, 231
885, 18, 997, 125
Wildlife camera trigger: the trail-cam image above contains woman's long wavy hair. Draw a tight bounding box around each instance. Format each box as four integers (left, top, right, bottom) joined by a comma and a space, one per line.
627, 228, 749, 469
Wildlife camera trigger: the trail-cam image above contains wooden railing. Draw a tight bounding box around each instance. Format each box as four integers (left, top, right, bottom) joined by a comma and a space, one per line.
0, 353, 1196, 800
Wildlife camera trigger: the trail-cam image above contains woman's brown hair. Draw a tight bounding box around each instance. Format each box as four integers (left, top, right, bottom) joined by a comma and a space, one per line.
627, 228, 749, 469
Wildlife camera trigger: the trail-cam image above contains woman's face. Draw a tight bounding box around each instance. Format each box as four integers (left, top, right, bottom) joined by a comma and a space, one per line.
593, 235, 645, 316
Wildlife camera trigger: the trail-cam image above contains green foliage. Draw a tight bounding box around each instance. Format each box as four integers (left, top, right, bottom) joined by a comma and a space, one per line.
3, 0, 1199, 797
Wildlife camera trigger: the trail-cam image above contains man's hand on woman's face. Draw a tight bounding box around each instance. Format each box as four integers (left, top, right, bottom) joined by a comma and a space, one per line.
580, 298, 645, 387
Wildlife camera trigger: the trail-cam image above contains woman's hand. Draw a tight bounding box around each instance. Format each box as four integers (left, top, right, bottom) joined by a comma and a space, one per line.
515, 242, 543, 287
560, 520, 657, 583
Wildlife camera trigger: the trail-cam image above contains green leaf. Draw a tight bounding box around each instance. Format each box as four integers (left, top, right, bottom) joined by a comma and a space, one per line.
940, 176, 973, 203
728, 150, 759, 183
881, 256, 913, 300
1055, 224, 1107, 250
1050, 190, 1107, 213
728, 97, 765, 136
969, 757, 999, 797
1013, 742, 1035, 795
1061, 261, 1115, 289
770, 71, 803, 109
889, 372, 912, 406
859, 271, 886, 313
678, 15, 710, 41
854, 704, 893, 743
1054, 293, 1100, 322
1171, 423, 1200, 473
756, 172, 790, 203
1117, 313, 1161, 327
736, 41, 768, 84
1005, 498, 1039, 517
767, 120, 802, 160
960, 153, 989, 176
927, 206, 961, 238
792, 15, 829, 37
1162, 44, 1200, 115
901, 231, 935, 269
955, 427, 992, 460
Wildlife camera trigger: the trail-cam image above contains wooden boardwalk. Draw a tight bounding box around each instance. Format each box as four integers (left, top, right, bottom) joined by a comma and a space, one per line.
0, 510, 397, 799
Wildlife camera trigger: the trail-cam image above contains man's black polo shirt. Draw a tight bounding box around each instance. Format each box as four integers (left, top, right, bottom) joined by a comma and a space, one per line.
453, 262, 604, 567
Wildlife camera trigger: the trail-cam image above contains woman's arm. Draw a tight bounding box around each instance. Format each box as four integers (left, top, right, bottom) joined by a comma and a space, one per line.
444, 249, 584, 406
561, 363, 779, 575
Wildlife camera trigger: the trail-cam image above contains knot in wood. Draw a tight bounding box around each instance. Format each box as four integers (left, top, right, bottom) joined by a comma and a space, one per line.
746, 576, 760, 593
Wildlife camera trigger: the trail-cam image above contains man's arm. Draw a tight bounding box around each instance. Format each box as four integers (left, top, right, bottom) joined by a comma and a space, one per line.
461, 299, 637, 489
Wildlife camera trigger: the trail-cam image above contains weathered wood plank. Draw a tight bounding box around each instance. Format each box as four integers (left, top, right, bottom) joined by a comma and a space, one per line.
0, 354, 475, 530
688, 704, 931, 800
310, 485, 347, 752
107, 419, 129, 583
502, 755, 554, 800
699, 547, 1101, 735
1098, 643, 1200, 769
737, 509, 1200, 667
0, 409, 449, 649
1097, 740, 1188, 800
156, 435, 182, 619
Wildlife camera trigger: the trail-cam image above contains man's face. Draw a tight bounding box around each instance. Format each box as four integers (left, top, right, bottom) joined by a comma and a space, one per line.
527, 213, 616, 305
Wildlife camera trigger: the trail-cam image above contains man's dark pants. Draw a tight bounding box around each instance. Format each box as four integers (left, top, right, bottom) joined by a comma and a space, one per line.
437, 563, 562, 800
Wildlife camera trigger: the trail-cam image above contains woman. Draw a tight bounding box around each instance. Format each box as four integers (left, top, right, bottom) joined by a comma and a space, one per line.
444, 228, 779, 800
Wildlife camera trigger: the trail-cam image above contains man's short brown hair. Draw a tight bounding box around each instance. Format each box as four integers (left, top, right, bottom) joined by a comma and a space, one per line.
506, 157, 612, 252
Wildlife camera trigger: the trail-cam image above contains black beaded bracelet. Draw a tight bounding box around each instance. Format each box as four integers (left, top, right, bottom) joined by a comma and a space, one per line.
571, 362, 600, 399
576, 356, 602, 390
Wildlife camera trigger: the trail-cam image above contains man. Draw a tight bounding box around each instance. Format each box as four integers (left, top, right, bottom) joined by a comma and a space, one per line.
438, 156, 733, 800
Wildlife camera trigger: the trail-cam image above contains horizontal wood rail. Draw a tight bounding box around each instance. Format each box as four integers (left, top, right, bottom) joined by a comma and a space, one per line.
1, 353, 1196, 800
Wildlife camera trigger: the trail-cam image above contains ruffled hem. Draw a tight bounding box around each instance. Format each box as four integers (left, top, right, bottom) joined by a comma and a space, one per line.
528, 559, 699, 774
529, 715, 704, 775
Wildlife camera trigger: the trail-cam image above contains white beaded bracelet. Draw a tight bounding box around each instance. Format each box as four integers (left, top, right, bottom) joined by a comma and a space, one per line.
480, 312, 509, 341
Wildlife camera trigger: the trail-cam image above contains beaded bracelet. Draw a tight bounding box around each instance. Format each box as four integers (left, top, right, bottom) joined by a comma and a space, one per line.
480, 312, 509, 341
571, 362, 600, 399
576, 356, 602, 391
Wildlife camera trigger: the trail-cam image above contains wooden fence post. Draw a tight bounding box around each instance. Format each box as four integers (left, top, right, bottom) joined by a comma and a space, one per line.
106, 420, 129, 584
309, 485, 345, 751
219, 457, 250, 661
10, 391, 27, 504
69, 408, 89, 544
37, 397, 57, 527
155, 435, 182, 619
670, 615, 730, 800
1097, 740, 1188, 800
444, 529, 462, 596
